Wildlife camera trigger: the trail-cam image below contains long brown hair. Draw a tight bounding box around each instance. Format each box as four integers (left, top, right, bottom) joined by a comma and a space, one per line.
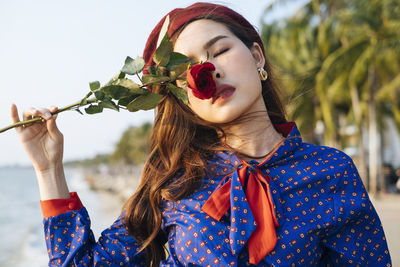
123, 14, 287, 266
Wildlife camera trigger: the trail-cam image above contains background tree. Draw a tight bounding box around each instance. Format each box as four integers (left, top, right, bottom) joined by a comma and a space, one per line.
110, 122, 152, 165
262, 0, 400, 193
262, 0, 348, 145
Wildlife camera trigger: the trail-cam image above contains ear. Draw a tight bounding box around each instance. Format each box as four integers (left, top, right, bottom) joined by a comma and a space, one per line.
250, 42, 265, 68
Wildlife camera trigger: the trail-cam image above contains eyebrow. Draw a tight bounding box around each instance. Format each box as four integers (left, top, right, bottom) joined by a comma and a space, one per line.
203, 35, 229, 50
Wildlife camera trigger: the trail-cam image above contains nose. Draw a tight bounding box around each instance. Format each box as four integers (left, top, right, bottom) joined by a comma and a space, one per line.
208, 60, 223, 80
213, 68, 223, 80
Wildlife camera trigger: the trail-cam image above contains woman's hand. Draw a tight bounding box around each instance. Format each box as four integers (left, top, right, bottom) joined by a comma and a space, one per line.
10, 104, 64, 172
10, 104, 70, 200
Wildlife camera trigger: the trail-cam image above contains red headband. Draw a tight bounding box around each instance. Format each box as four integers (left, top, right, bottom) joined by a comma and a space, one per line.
142, 2, 264, 75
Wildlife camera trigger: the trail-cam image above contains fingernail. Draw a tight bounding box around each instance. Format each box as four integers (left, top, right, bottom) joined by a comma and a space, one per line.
45, 112, 52, 119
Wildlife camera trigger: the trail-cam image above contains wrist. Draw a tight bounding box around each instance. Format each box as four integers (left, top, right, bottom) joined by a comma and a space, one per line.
35, 160, 63, 173
35, 163, 70, 200
33, 160, 64, 174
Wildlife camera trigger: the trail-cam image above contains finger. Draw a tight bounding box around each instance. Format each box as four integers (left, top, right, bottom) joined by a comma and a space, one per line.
49, 106, 59, 119
22, 107, 48, 128
47, 106, 62, 139
36, 107, 52, 120
23, 107, 38, 121
23, 107, 51, 122
10, 104, 21, 124
10, 104, 22, 132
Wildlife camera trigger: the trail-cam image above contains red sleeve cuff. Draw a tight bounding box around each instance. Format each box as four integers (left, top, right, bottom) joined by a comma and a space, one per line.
40, 192, 83, 219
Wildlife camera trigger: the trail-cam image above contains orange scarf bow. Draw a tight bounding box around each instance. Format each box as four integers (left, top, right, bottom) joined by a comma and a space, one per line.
202, 161, 279, 264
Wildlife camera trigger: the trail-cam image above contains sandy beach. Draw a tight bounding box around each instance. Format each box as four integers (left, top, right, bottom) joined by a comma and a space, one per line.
371, 194, 400, 266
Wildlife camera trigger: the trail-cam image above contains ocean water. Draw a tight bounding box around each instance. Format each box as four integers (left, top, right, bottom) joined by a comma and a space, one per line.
0, 166, 123, 267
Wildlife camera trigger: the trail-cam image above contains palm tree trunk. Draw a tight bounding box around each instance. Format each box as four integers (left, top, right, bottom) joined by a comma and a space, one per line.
350, 85, 368, 190
368, 67, 382, 196
379, 127, 386, 193
368, 92, 378, 195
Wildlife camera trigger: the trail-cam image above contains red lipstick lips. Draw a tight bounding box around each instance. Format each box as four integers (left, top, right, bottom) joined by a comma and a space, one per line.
212, 84, 236, 104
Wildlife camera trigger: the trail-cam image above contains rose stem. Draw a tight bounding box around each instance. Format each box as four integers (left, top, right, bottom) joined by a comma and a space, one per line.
0, 98, 97, 133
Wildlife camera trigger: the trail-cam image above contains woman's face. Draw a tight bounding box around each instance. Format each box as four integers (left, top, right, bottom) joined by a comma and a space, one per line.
173, 19, 267, 124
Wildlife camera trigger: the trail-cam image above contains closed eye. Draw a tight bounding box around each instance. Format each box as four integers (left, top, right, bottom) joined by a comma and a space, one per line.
213, 48, 229, 58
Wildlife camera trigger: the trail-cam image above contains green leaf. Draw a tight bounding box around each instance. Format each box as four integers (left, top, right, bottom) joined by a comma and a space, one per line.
118, 94, 140, 107
103, 95, 112, 101
102, 85, 129, 99
167, 83, 188, 104
105, 72, 126, 87
113, 78, 147, 94
118, 71, 126, 79
169, 62, 190, 81
99, 100, 119, 111
142, 75, 170, 85
158, 66, 168, 76
153, 33, 172, 67
121, 56, 145, 75
85, 105, 103, 114
147, 66, 165, 76
80, 91, 93, 105
94, 90, 105, 101
147, 66, 157, 75
166, 52, 190, 70
89, 81, 101, 91
127, 92, 163, 111
85, 91, 93, 98
75, 108, 83, 115
102, 79, 147, 100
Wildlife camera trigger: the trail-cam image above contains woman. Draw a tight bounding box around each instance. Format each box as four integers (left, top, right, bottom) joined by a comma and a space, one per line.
10, 2, 391, 266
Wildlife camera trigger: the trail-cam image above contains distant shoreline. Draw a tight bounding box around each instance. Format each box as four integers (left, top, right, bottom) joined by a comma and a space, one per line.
0, 164, 33, 169
78, 164, 143, 203
0, 163, 143, 203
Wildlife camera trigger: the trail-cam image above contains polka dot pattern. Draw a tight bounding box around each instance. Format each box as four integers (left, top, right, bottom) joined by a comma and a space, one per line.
43, 208, 145, 266
43, 123, 392, 266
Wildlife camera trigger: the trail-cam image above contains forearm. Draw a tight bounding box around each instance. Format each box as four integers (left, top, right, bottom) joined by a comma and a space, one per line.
43, 204, 145, 266
35, 163, 70, 200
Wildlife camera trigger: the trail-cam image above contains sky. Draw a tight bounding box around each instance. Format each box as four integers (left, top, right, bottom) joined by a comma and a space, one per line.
0, 0, 305, 166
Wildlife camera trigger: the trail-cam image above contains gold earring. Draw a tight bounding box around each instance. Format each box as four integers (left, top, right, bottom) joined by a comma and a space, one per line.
257, 67, 268, 81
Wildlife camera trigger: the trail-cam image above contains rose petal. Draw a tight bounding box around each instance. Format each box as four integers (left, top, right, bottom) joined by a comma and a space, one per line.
186, 62, 216, 100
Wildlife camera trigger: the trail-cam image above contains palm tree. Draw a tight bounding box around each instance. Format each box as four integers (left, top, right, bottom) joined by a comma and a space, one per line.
319, 0, 400, 194
262, 0, 400, 193
262, 0, 347, 146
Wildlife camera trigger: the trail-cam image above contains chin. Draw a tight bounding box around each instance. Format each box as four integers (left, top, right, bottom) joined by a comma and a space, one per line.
193, 102, 252, 124
205, 112, 242, 125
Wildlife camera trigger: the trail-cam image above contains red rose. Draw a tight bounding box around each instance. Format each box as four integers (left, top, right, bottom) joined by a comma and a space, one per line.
186, 62, 216, 100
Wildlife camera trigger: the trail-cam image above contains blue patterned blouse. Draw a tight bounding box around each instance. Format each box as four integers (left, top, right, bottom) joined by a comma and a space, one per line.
41, 122, 392, 266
